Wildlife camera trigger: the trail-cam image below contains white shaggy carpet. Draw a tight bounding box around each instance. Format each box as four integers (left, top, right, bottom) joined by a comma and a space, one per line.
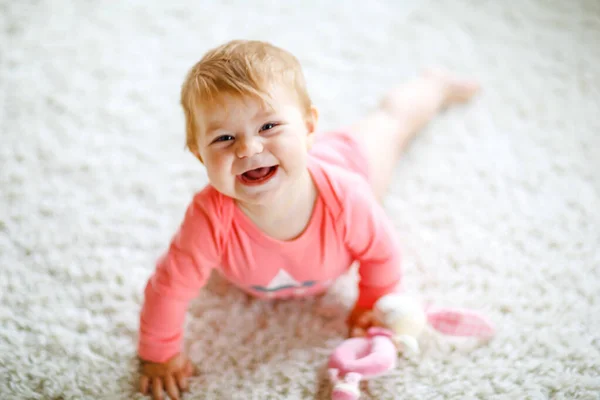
1, 0, 599, 399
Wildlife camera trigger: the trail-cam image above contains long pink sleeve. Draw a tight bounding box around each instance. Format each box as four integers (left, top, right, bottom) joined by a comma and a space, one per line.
138, 188, 226, 362
342, 180, 402, 309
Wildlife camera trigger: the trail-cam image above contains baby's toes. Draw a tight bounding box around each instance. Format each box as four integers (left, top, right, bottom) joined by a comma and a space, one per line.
448, 78, 481, 103
424, 67, 481, 105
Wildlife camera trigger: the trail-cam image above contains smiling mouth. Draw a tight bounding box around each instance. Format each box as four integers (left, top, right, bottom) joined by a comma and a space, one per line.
238, 166, 279, 186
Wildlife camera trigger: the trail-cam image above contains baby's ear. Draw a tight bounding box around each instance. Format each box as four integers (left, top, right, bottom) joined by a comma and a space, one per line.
305, 106, 319, 151
306, 105, 319, 135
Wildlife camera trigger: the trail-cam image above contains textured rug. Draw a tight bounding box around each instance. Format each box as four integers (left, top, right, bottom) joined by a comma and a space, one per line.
1, 0, 599, 399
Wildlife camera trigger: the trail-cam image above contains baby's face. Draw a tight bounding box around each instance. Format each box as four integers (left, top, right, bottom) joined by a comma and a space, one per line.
196, 85, 317, 207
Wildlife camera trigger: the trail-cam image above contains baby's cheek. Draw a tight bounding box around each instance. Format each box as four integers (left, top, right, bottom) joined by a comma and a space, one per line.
204, 159, 228, 186
205, 153, 226, 173
277, 141, 308, 170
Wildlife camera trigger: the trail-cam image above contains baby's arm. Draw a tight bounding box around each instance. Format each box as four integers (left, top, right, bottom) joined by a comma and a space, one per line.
138, 189, 225, 399
138, 235, 215, 361
342, 179, 403, 335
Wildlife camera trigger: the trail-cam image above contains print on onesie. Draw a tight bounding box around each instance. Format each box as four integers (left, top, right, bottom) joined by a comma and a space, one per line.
250, 269, 332, 298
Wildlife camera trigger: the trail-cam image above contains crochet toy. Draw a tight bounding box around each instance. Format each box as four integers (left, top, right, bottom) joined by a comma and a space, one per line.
328, 294, 495, 400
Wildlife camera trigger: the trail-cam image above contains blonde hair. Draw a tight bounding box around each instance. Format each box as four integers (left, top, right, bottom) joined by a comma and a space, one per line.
181, 40, 312, 155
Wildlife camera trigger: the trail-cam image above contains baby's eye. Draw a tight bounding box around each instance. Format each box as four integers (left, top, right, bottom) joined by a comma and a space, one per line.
213, 135, 234, 143
260, 122, 278, 132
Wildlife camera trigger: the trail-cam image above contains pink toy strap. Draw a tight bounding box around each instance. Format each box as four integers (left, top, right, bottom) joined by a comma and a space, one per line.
366, 327, 394, 339
426, 308, 495, 338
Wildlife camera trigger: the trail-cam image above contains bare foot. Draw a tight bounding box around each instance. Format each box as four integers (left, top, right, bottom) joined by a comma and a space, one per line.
379, 68, 480, 120
423, 67, 481, 107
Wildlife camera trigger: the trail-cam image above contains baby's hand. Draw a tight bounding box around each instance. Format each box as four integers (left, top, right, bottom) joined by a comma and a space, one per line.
346, 304, 377, 338
139, 353, 195, 400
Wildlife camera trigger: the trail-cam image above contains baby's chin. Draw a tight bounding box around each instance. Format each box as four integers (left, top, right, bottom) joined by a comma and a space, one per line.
216, 183, 283, 208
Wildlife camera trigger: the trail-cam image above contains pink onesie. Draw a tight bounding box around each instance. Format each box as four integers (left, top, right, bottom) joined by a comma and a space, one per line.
138, 132, 402, 362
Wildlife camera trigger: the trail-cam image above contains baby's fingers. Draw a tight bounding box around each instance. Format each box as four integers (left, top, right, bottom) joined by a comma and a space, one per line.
356, 311, 374, 327
140, 376, 150, 394
151, 377, 164, 400
350, 326, 366, 338
164, 375, 180, 400
184, 360, 195, 377
176, 371, 189, 392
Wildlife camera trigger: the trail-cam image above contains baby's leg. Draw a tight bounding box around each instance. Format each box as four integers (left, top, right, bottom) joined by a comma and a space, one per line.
349, 69, 480, 200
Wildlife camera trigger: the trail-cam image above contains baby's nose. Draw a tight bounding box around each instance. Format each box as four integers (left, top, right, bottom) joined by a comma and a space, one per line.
236, 137, 263, 158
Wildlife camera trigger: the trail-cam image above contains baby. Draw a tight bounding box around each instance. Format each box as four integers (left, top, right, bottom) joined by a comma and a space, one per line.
137, 40, 479, 400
